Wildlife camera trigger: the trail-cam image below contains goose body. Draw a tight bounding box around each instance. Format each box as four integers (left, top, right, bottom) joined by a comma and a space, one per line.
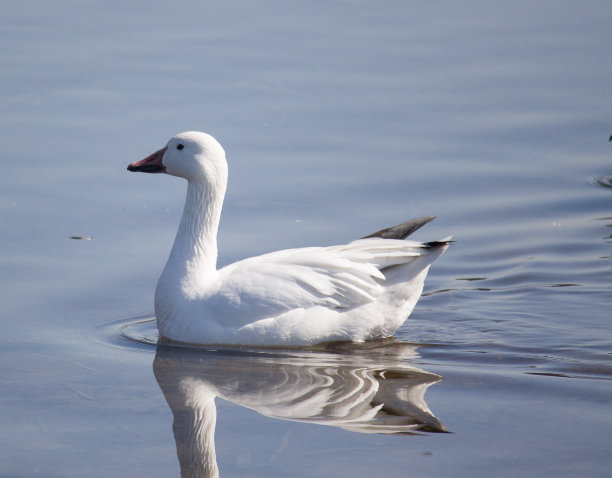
128, 132, 448, 346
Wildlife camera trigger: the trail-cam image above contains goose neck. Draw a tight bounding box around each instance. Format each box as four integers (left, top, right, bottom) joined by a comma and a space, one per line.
169, 180, 224, 280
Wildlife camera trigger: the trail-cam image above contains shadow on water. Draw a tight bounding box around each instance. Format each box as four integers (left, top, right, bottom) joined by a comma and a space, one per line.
153, 340, 446, 478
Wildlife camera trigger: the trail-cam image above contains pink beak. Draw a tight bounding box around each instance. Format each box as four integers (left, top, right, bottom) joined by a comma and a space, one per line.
127, 147, 167, 173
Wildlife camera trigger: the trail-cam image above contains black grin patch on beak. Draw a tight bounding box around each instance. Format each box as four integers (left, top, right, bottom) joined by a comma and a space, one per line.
127, 164, 164, 173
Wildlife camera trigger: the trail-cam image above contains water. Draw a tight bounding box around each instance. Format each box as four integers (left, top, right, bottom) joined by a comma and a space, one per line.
1, 1, 611, 476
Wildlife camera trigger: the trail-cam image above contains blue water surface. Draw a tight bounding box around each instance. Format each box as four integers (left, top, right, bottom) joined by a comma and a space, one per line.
1, 1, 611, 477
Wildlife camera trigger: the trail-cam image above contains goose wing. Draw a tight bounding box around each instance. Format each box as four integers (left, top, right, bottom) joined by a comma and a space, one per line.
210, 238, 432, 323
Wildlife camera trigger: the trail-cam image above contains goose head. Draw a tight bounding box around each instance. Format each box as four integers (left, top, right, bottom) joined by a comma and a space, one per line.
128, 131, 227, 186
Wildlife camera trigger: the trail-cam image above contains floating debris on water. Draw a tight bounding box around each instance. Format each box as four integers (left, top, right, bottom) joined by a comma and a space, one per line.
596, 177, 612, 189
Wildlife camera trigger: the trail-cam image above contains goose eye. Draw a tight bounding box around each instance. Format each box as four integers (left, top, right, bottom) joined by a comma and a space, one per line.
176, 144, 184, 150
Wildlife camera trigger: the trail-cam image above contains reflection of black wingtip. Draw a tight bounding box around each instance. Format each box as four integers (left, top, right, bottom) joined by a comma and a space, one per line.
609, 134, 612, 142
419, 425, 453, 434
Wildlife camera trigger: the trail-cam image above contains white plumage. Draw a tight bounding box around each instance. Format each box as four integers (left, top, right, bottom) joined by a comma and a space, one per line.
128, 131, 449, 346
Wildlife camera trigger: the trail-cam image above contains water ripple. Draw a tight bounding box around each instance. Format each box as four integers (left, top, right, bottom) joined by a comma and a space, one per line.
90, 315, 158, 351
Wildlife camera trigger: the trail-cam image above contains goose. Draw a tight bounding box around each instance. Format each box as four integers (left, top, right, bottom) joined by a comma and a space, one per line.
128, 131, 449, 346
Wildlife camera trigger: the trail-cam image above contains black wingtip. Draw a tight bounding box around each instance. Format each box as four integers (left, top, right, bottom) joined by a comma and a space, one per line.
361, 216, 436, 240
422, 240, 454, 248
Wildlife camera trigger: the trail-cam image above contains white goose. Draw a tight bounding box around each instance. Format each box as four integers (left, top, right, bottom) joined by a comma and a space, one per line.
128, 131, 449, 346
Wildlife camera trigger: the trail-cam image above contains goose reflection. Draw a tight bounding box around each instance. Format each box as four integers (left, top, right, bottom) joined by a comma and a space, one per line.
153, 342, 446, 477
